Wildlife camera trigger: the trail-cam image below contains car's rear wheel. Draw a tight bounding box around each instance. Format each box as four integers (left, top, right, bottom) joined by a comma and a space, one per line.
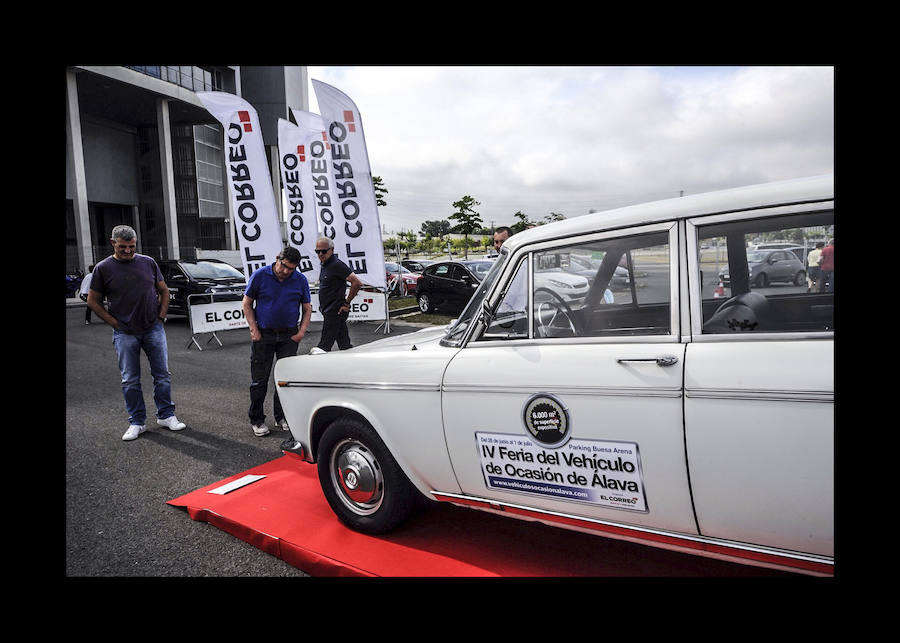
417, 292, 435, 313
317, 417, 417, 534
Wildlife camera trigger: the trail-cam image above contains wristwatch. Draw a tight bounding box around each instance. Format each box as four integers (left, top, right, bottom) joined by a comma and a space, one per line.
158, 316, 167, 323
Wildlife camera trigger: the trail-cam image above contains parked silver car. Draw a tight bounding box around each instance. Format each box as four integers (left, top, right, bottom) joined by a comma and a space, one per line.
719, 248, 806, 288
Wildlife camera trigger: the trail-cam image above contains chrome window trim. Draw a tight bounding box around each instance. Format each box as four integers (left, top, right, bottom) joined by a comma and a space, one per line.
527, 252, 534, 339
686, 200, 833, 229
467, 334, 679, 348
690, 331, 834, 343
464, 222, 679, 347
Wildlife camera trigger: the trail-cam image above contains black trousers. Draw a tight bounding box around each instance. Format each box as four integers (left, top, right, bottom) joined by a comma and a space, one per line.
249, 328, 298, 425
317, 311, 352, 352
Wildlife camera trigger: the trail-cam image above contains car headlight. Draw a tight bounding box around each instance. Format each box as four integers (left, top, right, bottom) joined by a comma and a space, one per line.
547, 279, 574, 289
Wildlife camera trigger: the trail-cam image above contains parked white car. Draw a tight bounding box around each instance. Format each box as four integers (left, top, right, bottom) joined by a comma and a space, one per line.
275, 175, 834, 576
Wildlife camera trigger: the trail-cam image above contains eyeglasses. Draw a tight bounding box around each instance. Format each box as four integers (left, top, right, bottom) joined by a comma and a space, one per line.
315, 248, 331, 255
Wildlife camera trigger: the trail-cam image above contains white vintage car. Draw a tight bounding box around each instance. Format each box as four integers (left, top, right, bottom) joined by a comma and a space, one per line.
275, 175, 834, 576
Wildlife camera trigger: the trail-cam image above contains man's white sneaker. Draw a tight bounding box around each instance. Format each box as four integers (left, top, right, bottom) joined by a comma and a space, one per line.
252, 423, 270, 437
277, 418, 290, 431
122, 424, 146, 441
157, 415, 186, 431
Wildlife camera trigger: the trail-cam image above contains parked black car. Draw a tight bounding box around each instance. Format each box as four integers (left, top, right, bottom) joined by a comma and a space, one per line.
416, 260, 487, 315
158, 259, 246, 316
401, 259, 435, 273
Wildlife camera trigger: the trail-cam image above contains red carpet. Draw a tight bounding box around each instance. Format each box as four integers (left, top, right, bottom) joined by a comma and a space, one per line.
167, 455, 785, 577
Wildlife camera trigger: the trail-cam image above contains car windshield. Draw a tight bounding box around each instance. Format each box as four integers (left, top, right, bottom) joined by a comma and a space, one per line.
442, 251, 509, 346
181, 261, 245, 280
746, 251, 766, 263
385, 263, 412, 274
461, 260, 494, 280
569, 253, 601, 270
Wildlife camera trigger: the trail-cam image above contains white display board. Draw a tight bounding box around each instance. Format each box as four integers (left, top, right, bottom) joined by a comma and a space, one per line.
189, 297, 249, 334
310, 291, 386, 322
186, 291, 387, 349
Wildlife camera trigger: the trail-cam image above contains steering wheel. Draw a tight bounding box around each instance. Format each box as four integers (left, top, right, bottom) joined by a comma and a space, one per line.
534, 288, 580, 337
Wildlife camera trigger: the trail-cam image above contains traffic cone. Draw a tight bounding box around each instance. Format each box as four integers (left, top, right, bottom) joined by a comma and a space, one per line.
713, 279, 725, 298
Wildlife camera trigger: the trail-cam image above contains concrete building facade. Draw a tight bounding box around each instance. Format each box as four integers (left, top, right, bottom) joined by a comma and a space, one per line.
65, 65, 309, 273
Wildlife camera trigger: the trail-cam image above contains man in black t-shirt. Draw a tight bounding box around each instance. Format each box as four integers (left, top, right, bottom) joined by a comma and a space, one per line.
87, 225, 186, 441
314, 236, 363, 351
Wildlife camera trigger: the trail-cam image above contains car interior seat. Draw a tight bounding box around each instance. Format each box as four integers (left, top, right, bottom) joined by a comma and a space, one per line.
702, 291, 772, 333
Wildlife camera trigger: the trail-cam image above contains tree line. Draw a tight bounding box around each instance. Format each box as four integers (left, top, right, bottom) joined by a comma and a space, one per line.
373, 180, 567, 257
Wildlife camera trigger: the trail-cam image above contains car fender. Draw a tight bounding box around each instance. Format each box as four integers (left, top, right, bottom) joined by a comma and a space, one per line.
306, 392, 462, 498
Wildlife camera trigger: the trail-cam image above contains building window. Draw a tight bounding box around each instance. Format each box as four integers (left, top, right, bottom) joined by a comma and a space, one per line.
194, 124, 227, 227
129, 66, 221, 92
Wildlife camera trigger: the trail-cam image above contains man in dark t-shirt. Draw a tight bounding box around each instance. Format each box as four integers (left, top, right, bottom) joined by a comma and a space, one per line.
314, 236, 362, 352
87, 225, 186, 441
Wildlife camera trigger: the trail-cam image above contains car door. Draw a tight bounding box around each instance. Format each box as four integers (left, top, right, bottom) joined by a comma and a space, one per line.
161, 262, 188, 313
686, 207, 834, 558
451, 265, 478, 309
441, 223, 699, 536
428, 264, 454, 305
768, 251, 788, 282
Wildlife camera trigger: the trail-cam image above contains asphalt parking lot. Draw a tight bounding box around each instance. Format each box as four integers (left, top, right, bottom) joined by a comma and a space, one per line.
65, 303, 421, 576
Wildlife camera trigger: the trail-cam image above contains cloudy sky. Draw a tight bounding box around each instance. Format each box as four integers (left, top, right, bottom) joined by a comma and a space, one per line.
306, 66, 833, 236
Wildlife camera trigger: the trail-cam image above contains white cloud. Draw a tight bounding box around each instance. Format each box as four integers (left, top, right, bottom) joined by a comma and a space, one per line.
307, 65, 833, 234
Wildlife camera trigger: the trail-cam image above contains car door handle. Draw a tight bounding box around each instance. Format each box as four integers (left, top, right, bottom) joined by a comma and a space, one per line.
616, 355, 679, 367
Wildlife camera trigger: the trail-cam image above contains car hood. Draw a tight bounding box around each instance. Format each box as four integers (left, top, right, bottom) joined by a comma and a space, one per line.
274, 325, 457, 388
191, 277, 246, 287
535, 271, 589, 287
349, 325, 450, 353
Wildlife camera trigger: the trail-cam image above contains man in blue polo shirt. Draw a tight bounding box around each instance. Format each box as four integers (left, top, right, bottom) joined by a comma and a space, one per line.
242, 247, 312, 437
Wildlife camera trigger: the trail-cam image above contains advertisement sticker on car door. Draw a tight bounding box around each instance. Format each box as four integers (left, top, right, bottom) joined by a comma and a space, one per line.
476, 431, 648, 512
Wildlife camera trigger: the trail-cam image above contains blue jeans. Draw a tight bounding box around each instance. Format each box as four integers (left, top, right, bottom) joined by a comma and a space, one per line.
112, 322, 175, 425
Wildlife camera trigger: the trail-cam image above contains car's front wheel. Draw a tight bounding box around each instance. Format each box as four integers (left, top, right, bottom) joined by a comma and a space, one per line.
794, 270, 807, 286
417, 292, 435, 313
317, 417, 417, 534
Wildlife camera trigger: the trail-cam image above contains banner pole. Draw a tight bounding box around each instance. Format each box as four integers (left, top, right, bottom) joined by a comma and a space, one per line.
186, 293, 203, 351
373, 287, 391, 334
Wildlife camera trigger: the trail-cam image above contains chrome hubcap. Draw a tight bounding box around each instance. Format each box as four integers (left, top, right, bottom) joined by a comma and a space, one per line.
331, 439, 383, 515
